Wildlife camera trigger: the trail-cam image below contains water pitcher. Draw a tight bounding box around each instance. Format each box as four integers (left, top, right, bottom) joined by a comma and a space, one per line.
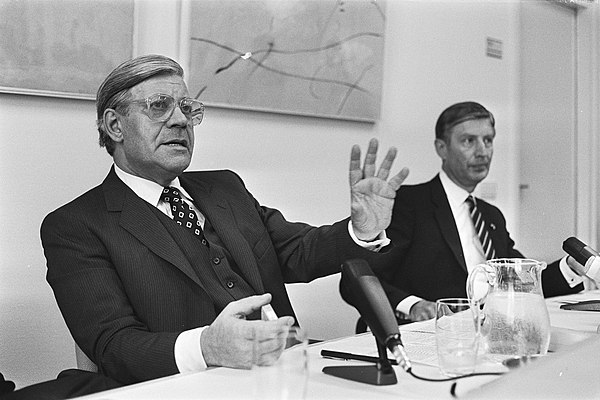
466, 258, 551, 360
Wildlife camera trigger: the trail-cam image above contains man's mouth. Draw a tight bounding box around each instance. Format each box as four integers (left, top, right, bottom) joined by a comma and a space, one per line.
470, 163, 489, 170
162, 139, 188, 148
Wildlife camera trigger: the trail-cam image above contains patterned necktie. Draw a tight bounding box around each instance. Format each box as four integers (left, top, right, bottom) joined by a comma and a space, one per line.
160, 186, 205, 240
465, 195, 496, 260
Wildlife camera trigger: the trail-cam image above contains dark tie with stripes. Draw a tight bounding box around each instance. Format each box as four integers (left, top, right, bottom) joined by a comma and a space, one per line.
466, 195, 496, 260
160, 186, 206, 242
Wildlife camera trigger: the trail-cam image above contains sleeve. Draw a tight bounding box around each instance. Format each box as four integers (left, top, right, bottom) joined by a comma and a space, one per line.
41, 208, 180, 384
542, 258, 584, 297
396, 296, 422, 315
224, 170, 383, 283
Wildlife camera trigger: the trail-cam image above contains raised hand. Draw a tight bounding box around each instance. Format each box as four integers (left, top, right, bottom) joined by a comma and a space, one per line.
349, 138, 409, 241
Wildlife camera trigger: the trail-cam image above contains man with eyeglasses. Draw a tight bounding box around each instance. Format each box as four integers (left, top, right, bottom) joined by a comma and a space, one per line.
39, 54, 408, 393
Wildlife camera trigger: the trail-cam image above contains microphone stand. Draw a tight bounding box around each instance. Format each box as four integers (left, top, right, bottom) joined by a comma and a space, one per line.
322, 336, 397, 385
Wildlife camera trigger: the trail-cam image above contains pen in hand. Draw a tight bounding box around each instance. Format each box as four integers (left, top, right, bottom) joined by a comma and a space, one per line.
320, 349, 398, 365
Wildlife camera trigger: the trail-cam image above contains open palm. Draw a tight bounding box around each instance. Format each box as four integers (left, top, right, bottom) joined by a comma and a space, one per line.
349, 138, 409, 241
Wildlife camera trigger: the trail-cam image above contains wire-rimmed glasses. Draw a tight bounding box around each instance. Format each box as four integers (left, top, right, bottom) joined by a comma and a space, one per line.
129, 93, 205, 126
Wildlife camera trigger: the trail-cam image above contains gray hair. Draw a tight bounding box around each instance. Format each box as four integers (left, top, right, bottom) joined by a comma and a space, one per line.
96, 54, 184, 155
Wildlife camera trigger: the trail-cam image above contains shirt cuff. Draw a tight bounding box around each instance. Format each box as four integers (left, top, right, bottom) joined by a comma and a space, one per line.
559, 256, 584, 288
348, 221, 390, 252
397, 295, 422, 316
174, 326, 208, 373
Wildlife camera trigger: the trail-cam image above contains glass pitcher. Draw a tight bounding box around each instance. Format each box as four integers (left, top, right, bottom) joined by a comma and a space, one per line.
466, 258, 551, 360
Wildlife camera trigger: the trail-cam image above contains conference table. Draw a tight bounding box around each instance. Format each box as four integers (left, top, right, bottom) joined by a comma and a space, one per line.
76, 290, 600, 399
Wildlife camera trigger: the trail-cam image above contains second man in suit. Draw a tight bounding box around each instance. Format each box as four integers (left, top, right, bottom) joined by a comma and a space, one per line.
372, 101, 587, 321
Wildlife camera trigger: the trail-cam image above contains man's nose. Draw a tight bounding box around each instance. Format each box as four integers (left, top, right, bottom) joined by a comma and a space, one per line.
167, 104, 189, 127
474, 139, 489, 155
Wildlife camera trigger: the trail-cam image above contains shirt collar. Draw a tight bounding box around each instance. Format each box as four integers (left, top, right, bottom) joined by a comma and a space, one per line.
439, 170, 471, 211
113, 164, 187, 206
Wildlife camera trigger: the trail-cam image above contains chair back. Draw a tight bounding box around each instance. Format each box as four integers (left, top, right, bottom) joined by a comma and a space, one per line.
75, 343, 98, 372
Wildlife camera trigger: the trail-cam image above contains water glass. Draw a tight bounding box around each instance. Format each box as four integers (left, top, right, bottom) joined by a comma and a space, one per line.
252, 326, 308, 400
435, 298, 480, 376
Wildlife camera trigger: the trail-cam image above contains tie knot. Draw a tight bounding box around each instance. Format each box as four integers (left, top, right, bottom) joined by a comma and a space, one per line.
161, 186, 182, 205
159, 186, 206, 242
465, 195, 476, 209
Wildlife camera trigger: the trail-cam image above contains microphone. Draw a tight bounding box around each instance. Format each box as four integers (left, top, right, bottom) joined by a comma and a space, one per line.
562, 237, 600, 282
339, 259, 412, 372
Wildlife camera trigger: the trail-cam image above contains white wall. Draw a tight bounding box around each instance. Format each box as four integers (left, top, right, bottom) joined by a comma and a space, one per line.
0, 0, 522, 389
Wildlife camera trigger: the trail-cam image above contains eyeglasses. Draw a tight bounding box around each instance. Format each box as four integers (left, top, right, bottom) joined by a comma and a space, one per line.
129, 94, 205, 126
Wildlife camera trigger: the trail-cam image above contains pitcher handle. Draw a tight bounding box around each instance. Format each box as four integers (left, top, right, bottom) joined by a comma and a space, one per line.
466, 263, 493, 303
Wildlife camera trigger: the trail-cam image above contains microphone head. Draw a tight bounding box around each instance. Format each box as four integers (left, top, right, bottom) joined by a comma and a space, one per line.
340, 259, 400, 347
563, 237, 597, 266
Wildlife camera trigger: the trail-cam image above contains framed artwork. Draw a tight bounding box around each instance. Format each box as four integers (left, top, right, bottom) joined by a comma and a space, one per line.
187, 0, 386, 122
0, 0, 134, 100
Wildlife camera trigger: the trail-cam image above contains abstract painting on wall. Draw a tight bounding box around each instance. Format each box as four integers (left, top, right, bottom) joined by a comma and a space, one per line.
187, 0, 386, 122
0, 0, 133, 99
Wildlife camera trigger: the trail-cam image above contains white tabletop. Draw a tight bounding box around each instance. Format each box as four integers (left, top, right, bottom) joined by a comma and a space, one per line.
75, 290, 600, 400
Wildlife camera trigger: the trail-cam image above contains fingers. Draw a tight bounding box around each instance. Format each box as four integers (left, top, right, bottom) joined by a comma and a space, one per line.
349, 139, 378, 186
252, 318, 295, 366
349, 138, 408, 189
376, 146, 397, 181
387, 167, 410, 192
363, 138, 378, 178
225, 293, 272, 318
253, 327, 287, 366
349, 145, 362, 186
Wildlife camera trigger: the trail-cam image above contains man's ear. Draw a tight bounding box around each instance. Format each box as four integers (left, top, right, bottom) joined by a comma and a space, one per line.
434, 138, 447, 160
103, 109, 124, 143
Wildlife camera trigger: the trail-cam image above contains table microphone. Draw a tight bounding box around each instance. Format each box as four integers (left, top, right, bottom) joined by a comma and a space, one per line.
562, 237, 600, 282
339, 259, 411, 372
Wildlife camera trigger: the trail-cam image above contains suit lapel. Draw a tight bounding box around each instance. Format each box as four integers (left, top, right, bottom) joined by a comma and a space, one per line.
102, 169, 207, 290
181, 174, 265, 294
430, 176, 468, 272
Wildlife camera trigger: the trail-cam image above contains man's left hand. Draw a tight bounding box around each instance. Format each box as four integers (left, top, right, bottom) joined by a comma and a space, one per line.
349, 138, 409, 241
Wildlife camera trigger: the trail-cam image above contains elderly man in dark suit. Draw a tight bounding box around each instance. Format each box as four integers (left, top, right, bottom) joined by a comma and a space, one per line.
372, 101, 586, 322
40, 54, 409, 389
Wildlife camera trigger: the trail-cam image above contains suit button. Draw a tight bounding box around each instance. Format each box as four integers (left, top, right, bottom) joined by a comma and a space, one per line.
201, 238, 208, 246
213, 257, 220, 265
226, 280, 234, 289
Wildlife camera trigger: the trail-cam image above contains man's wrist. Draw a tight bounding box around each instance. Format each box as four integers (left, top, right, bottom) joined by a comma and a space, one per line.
397, 296, 422, 316
561, 256, 585, 287
175, 327, 208, 372
347, 222, 390, 251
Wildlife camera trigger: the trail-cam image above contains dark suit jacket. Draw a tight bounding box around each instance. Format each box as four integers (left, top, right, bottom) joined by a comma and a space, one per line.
41, 168, 372, 385
372, 175, 582, 309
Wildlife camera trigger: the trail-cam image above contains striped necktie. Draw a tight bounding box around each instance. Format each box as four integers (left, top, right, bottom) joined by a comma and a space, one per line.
465, 195, 496, 260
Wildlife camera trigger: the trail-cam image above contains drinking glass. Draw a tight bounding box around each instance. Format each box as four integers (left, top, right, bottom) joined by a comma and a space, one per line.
252, 326, 308, 400
435, 298, 480, 376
